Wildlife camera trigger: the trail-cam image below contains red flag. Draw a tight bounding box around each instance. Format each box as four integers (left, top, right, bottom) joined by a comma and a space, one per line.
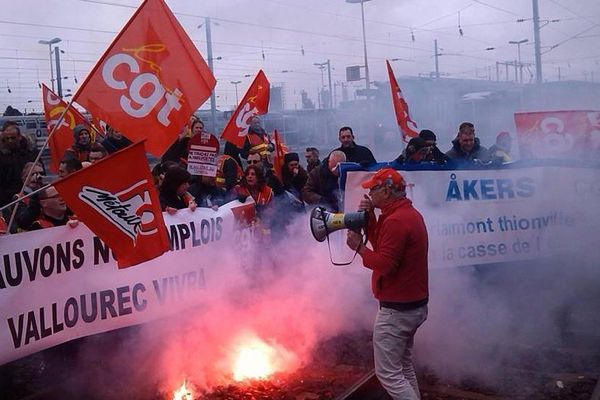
73, 0, 216, 157
41, 84, 89, 172
272, 130, 288, 182
514, 110, 598, 159
53, 141, 170, 268
221, 70, 270, 147
90, 115, 108, 137
386, 60, 419, 142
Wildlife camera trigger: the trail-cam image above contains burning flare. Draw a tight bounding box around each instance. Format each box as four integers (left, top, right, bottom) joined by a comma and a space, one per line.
232, 338, 278, 381
172, 380, 192, 400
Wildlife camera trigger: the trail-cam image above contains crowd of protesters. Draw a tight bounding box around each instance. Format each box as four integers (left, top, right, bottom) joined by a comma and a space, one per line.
0, 115, 515, 236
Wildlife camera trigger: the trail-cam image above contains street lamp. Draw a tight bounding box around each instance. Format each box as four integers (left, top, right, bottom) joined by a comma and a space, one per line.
346, 0, 372, 92
230, 80, 241, 105
38, 37, 61, 91
509, 39, 528, 84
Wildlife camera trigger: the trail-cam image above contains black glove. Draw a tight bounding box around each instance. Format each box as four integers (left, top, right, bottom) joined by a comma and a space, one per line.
237, 194, 248, 203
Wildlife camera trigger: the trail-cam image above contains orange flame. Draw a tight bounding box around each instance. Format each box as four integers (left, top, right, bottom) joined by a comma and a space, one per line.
172, 380, 192, 400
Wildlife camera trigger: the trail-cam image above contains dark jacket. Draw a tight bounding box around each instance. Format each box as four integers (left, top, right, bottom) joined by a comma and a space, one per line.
102, 135, 132, 154
395, 145, 450, 165
425, 145, 450, 164
307, 159, 320, 173
445, 137, 490, 162
335, 142, 376, 165
161, 136, 190, 164
159, 190, 193, 211
0, 136, 37, 207
265, 168, 285, 196
301, 158, 341, 212
189, 182, 227, 208
281, 165, 308, 197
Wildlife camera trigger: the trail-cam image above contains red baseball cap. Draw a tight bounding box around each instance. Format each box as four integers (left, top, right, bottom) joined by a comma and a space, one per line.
361, 168, 406, 190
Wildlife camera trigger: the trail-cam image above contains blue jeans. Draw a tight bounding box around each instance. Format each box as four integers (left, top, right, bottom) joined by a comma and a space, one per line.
373, 304, 428, 400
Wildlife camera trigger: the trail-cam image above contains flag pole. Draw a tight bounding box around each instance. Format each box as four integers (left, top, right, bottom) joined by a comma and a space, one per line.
5, 100, 75, 234
0, 183, 53, 214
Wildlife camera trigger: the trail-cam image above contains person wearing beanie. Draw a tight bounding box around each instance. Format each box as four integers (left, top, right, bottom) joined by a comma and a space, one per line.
395, 137, 429, 164
63, 124, 93, 162
281, 152, 308, 198
418, 129, 450, 164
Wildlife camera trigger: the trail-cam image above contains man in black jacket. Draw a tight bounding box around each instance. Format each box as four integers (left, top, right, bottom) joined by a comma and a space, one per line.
0, 121, 37, 208
335, 126, 376, 165
418, 129, 450, 164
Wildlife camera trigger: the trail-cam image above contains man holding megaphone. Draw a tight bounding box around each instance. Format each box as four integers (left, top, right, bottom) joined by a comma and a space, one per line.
346, 168, 429, 400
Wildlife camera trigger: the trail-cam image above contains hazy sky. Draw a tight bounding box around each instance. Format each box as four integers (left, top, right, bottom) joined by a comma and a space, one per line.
1, 0, 599, 113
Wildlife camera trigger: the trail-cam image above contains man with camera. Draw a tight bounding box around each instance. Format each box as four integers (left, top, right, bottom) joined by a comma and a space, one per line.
346, 168, 429, 400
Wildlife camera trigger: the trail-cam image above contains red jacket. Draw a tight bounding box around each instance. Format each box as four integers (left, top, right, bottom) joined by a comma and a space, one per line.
362, 198, 428, 303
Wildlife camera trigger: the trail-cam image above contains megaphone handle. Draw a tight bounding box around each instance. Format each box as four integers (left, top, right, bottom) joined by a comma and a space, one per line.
326, 229, 367, 267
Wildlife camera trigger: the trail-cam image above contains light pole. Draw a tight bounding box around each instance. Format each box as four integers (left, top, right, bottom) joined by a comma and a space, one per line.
346, 0, 371, 92
198, 18, 219, 133
230, 80, 241, 106
314, 63, 325, 109
38, 37, 61, 91
314, 60, 333, 108
509, 39, 528, 84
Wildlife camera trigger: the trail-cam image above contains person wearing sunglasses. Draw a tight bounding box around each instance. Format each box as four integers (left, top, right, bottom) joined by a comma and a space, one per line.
28, 186, 77, 230
246, 151, 284, 196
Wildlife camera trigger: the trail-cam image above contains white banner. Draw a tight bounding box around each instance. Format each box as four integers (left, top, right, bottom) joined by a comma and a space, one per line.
344, 165, 600, 269
0, 201, 253, 365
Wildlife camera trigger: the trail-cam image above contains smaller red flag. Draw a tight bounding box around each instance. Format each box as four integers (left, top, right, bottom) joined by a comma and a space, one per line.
221, 70, 270, 147
53, 141, 170, 268
41, 84, 89, 172
272, 130, 288, 182
386, 60, 419, 142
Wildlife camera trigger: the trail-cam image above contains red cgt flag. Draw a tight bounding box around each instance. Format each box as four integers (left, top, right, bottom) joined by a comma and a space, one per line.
42, 84, 89, 172
514, 110, 598, 159
221, 70, 270, 148
73, 0, 216, 157
53, 141, 170, 268
386, 60, 419, 142
272, 129, 288, 182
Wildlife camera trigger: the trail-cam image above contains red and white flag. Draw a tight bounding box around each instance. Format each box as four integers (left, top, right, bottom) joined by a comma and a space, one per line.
221, 70, 270, 148
514, 110, 600, 159
53, 141, 170, 268
41, 84, 89, 172
272, 129, 288, 182
386, 60, 419, 142
73, 0, 216, 157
